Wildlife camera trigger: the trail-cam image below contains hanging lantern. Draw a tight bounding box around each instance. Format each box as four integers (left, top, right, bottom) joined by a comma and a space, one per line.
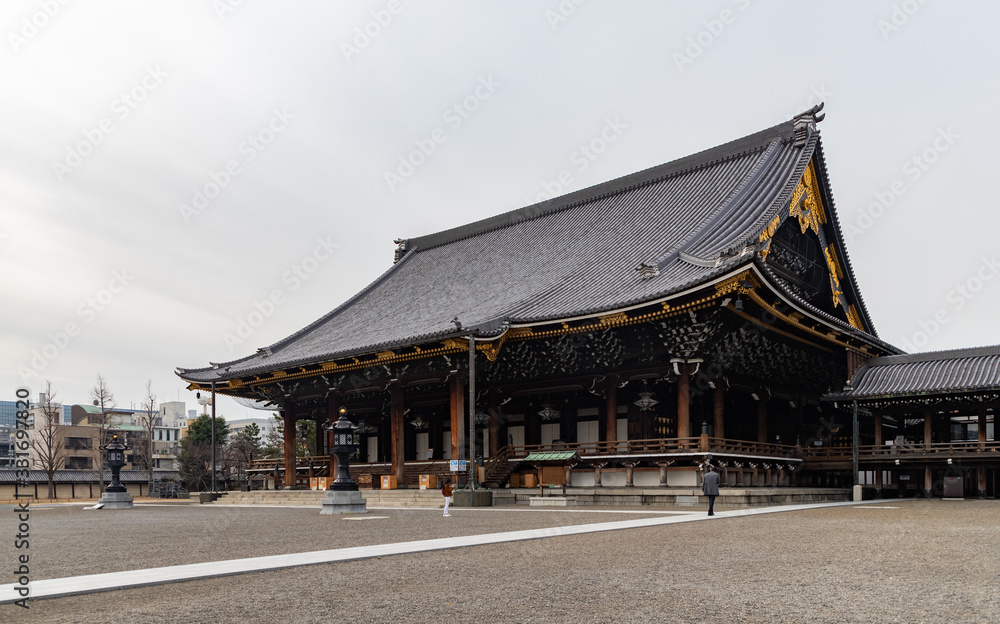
633, 381, 659, 412
409, 416, 427, 430
537, 404, 560, 421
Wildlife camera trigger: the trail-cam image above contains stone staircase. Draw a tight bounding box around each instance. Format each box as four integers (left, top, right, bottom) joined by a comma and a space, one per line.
209, 488, 445, 508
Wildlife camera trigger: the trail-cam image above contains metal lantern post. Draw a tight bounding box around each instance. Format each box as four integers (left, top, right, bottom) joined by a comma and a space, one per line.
97, 433, 135, 509
102, 434, 130, 492
319, 407, 368, 515
324, 407, 360, 491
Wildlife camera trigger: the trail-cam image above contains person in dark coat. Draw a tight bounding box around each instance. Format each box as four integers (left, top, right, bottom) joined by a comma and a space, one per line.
702, 466, 720, 516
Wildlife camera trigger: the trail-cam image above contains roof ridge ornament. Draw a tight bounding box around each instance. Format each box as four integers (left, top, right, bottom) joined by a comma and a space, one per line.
636, 262, 660, 279
792, 102, 825, 148
393, 238, 408, 263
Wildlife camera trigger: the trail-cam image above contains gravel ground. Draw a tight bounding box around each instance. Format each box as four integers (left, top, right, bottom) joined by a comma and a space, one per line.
4, 499, 999, 623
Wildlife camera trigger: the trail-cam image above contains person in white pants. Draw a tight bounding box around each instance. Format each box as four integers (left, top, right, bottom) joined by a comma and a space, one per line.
442, 479, 453, 517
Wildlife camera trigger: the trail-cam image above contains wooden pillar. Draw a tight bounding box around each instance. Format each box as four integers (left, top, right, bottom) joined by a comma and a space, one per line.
389, 382, 405, 484
605, 374, 618, 445
657, 461, 672, 487
593, 462, 605, 487
624, 461, 637, 487
449, 374, 465, 460
874, 413, 883, 447
757, 399, 768, 443
314, 415, 325, 457
564, 463, 575, 486
924, 465, 933, 497
924, 410, 933, 448
488, 401, 499, 456
978, 407, 988, 498
713, 386, 724, 439
282, 402, 298, 490
677, 370, 690, 441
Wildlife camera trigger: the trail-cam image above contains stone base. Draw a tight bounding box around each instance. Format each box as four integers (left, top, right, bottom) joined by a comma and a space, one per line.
320, 489, 367, 515
529, 496, 577, 507
453, 490, 493, 507
853, 485, 863, 502
97, 490, 134, 510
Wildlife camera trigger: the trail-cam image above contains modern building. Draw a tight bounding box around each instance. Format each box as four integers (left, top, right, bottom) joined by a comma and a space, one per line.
177, 107, 997, 497
228, 417, 278, 440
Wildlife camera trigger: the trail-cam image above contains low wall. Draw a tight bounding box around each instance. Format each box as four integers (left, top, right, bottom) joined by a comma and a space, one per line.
0, 482, 146, 501
495, 487, 851, 508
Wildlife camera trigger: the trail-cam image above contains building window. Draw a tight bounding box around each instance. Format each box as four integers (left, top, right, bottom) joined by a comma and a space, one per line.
65, 437, 92, 451
66, 457, 92, 470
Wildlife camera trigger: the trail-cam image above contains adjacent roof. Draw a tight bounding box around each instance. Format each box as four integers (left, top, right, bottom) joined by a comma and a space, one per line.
179, 109, 875, 384
522, 451, 580, 462
827, 345, 1000, 402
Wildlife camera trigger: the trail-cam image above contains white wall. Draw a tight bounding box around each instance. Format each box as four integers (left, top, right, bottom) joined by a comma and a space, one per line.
541, 423, 560, 446
577, 420, 599, 444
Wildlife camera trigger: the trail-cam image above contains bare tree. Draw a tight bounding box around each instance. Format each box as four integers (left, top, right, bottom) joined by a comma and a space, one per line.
225, 423, 261, 489
134, 380, 159, 484
30, 381, 65, 499
89, 374, 118, 493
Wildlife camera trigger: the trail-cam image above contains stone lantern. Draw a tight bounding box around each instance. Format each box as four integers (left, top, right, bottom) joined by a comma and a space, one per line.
319, 408, 367, 515
98, 434, 134, 509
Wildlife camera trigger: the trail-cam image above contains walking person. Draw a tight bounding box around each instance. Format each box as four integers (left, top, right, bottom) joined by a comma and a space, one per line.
441, 478, 454, 517
702, 465, 720, 516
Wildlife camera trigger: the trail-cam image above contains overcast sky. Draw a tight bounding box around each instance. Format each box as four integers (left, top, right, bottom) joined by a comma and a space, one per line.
3, 1, 998, 420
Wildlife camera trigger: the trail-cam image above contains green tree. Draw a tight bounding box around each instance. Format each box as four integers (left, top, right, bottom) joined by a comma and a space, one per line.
186, 414, 230, 446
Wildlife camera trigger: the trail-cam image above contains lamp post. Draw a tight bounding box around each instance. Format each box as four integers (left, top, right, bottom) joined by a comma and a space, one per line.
196, 388, 217, 493
97, 433, 134, 509
319, 407, 367, 514
324, 407, 359, 491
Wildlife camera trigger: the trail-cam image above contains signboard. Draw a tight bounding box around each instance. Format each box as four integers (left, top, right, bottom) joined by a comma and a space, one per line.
449, 460, 467, 472
898, 474, 910, 481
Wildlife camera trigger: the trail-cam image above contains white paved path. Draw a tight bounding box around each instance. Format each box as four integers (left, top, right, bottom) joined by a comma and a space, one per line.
0, 499, 896, 604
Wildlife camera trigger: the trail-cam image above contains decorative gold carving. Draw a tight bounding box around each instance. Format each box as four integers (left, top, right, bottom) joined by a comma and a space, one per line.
846, 305, 865, 331
758, 215, 781, 261
758, 238, 772, 262
788, 162, 827, 236
599, 311, 629, 326
714, 272, 758, 297
376, 351, 395, 360
759, 215, 781, 242
506, 327, 534, 340
441, 338, 468, 351
478, 333, 509, 362
824, 243, 845, 308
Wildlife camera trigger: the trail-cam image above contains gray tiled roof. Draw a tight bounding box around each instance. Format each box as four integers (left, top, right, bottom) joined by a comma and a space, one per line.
829, 345, 1000, 401
179, 114, 871, 384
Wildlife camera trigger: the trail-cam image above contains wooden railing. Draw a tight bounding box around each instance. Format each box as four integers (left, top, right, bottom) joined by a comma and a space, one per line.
248, 456, 333, 473
702, 438, 801, 458
800, 441, 1000, 461
508, 437, 800, 459
483, 445, 513, 484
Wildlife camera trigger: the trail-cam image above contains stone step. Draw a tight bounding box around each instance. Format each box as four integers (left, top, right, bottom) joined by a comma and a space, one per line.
210, 489, 446, 508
